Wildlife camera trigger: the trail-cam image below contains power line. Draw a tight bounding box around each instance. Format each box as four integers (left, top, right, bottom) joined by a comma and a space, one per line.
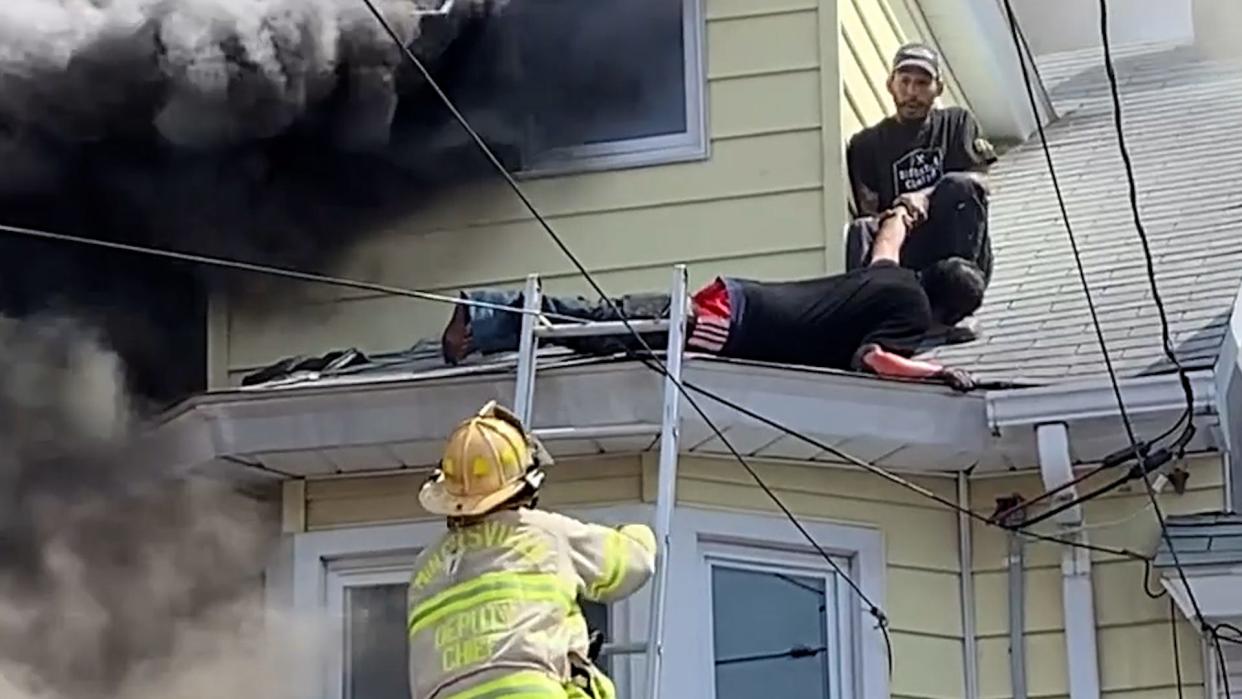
715, 645, 827, 666
1170, 599, 1186, 699
996, 0, 1195, 529
1093, 3, 1230, 696
0, 210, 1153, 568
998, 0, 1141, 450
0, 223, 592, 326
679, 376, 1153, 562
350, 0, 907, 667
358, 0, 1158, 667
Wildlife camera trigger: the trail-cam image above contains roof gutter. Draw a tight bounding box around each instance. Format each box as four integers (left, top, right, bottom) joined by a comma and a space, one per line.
986, 370, 1217, 430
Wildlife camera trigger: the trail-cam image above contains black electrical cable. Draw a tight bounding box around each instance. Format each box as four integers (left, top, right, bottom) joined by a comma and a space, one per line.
1093, 6, 1230, 697
998, 0, 1141, 450
679, 376, 1154, 562
715, 645, 827, 666
357, 0, 1165, 675
1215, 636, 1235, 699
0, 224, 592, 325
1216, 622, 1242, 643
0, 204, 1153, 570
353, 0, 899, 672
1096, 0, 1197, 428
1170, 599, 1186, 699
994, 0, 1196, 529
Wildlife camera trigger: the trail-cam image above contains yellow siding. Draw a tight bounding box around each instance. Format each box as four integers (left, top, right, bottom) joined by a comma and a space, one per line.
219, 2, 842, 383
300, 455, 645, 530
969, 454, 1225, 699
296, 453, 968, 699
649, 456, 966, 699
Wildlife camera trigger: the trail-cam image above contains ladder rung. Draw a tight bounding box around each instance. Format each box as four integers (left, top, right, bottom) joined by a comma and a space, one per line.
599, 642, 649, 656
532, 424, 662, 441
535, 319, 669, 339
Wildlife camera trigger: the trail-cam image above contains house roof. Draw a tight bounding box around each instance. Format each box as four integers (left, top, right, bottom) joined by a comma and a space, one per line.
1154, 512, 1242, 569
925, 41, 1242, 384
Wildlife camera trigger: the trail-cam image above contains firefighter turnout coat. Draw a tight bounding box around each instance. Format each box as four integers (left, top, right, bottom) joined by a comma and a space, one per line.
406, 507, 657, 699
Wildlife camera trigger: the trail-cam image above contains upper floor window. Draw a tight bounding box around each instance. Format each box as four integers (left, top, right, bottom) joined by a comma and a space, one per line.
507, 0, 707, 176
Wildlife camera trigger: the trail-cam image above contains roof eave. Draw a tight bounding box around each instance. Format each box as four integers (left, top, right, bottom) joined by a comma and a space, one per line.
138, 357, 992, 479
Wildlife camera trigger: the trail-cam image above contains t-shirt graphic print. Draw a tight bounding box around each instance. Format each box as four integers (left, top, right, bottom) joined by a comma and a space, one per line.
893, 146, 944, 197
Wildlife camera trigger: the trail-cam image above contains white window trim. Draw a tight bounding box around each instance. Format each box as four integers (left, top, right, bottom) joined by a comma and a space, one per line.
702, 544, 851, 699
515, 0, 708, 179
660, 506, 888, 699
269, 504, 654, 699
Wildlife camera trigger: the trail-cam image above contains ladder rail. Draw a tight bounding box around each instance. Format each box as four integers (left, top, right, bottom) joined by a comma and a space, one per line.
513, 274, 542, 426
643, 265, 688, 699
509, 265, 689, 699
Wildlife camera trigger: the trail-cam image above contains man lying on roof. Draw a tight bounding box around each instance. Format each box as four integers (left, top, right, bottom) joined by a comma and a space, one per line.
441, 200, 985, 391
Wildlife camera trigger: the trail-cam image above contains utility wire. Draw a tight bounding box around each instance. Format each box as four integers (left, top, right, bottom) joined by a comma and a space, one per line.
996, 0, 1196, 528
715, 645, 827, 666
1094, 3, 1228, 695
0, 208, 1155, 569
354, 0, 899, 671
679, 377, 1152, 562
0, 223, 592, 325
1170, 599, 1186, 699
998, 0, 1140, 450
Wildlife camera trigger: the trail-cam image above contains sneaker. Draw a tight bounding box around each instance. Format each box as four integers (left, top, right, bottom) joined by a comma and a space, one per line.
945, 316, 981, 344
441, 302, 474, 365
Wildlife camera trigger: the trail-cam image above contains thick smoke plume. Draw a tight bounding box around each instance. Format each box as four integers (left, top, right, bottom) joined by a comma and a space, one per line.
0, 0, 660, 403
0, 315, 320, 699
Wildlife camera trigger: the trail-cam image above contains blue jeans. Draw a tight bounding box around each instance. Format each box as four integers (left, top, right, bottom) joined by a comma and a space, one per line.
462, 289, 674, 355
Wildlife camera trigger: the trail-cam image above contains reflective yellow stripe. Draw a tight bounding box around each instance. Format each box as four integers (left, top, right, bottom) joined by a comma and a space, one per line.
438, 671, 565, 699
588, 531, 625, 599
409, 572, 573, 635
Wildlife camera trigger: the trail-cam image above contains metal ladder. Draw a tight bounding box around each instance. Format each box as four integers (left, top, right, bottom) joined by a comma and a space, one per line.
511, 264, 689, 699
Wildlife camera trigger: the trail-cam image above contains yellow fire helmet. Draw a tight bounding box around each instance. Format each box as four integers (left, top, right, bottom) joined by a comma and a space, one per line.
419, 400, 554, 517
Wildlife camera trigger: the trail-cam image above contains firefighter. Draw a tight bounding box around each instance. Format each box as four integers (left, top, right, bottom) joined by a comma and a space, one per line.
408, 400, 656, 699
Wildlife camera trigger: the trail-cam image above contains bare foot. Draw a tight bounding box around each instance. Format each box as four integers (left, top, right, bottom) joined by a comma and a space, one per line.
441, 303, 474, 365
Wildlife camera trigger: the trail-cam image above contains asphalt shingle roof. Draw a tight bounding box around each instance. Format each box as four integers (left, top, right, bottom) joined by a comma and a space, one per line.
926, 42, 1242, 383
1153, 512, 1242, 568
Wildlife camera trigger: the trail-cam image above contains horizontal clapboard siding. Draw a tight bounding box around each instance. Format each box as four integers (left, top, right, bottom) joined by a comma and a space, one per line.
295, 454, 969, 699
970, 454, 1225, 699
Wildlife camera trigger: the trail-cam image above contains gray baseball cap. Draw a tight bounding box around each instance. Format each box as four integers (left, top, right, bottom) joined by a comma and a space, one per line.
892, 42, 941, 80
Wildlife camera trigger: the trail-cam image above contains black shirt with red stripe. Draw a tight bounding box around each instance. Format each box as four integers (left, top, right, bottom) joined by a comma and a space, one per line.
716, 261, 931, 370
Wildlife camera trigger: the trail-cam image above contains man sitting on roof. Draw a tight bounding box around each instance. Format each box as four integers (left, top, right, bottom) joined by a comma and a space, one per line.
845, 42, 997, 343
441, 202, 985, 391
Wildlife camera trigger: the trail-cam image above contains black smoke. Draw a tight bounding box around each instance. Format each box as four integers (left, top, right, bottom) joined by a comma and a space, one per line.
0, 314, 292, 699
0, 0, 663, 406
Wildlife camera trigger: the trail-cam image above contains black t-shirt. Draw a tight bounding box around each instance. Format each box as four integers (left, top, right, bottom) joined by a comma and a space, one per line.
723, 261, 932, 371
846, 107, 996, 211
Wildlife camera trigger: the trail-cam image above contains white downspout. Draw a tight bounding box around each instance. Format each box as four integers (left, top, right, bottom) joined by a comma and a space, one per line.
1035, 423, 1101, 699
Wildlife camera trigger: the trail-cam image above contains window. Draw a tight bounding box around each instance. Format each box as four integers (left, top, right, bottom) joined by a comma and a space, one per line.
325, 557, 419, 699
325, 566, 614, 699
659, 508, 886, 699
282, 506, 652, 699
702, 545, 849, 699
710, 565, 834, 699
505, 0, 706, 175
